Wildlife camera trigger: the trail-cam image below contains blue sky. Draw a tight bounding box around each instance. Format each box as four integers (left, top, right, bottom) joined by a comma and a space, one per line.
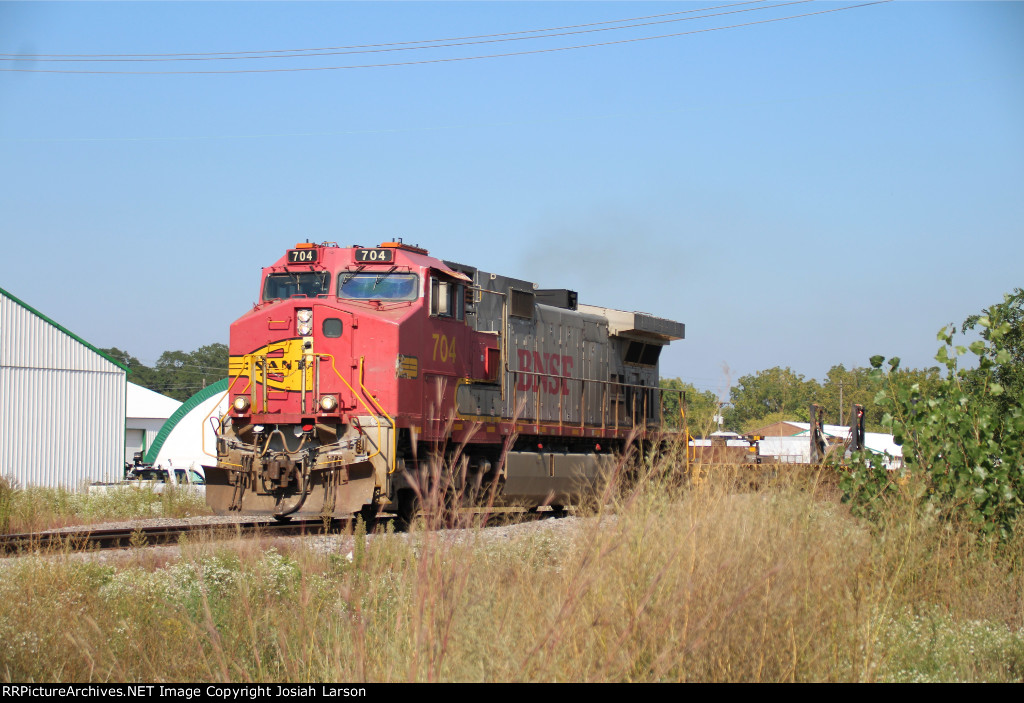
1, 1, 1021, 397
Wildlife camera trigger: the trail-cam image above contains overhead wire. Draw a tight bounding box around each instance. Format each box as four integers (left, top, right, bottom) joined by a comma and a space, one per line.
0, 1, 893, 74
145, 384, 227, 393
1, 0, 771, 59
0, 1, 811, 64
130, 360, 229, 372
7, 0, 808, 64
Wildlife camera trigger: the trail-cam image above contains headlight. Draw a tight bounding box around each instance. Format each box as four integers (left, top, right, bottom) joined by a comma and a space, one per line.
320, 395, 338, 412
297, 308, 313, 336
233, 397, 250, 413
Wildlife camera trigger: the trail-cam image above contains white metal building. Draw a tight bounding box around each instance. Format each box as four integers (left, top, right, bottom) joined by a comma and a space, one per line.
126, 383, 182, 465
0, 287, 127, 488
758, 423, 903, 468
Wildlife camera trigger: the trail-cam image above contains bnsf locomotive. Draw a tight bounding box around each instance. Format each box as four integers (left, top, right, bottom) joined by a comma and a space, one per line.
207, 241, 685, 522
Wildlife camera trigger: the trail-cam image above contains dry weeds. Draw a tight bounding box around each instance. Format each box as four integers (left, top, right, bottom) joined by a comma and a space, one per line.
1, 454, 1022, 682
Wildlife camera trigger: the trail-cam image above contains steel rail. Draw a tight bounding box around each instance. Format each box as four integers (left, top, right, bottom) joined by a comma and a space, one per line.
0, 518, 328, 557
0, 506, 574, 557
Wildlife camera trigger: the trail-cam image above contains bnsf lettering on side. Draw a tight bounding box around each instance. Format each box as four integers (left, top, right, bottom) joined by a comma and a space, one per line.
516, 351, 574, 395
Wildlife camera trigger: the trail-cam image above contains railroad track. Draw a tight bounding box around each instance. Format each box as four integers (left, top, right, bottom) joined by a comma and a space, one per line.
0, 507, 569, 557
0, 518, 331, 557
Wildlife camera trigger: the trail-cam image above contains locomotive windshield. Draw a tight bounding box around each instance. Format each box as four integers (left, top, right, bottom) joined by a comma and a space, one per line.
338, 272, 418, 301
262, 272, 330, 301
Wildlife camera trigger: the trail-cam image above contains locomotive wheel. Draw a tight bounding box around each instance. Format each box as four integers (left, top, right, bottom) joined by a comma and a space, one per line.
440, 485, 459, 528
396, 490, 419, 532
395, 487, 458, 531
359, 504, 380, 532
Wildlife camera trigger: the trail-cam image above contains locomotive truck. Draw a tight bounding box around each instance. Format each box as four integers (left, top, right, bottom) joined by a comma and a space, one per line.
207, 240, 685, 523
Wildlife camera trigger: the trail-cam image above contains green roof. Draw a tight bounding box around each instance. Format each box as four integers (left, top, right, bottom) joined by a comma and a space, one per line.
144, 378, 230, 464
0, 285, 129, 372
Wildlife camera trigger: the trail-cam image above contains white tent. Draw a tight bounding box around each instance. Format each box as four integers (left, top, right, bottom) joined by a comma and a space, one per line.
145, 379, 229, 475
126, 383, 182, 464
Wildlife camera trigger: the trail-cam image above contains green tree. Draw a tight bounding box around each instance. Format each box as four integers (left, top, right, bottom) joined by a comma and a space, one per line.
150, 344, 229, 401
818, 365, 879, 428
659, 378, 721, 436
962, 288, 1024, 421
738, 410, 799, 435
842, 293, 1024, 539
725, 367, 819, 432
816, 364, 940, 432
102, 344, 228, 402
100, 347, 158, 389
101, 346, 138, 368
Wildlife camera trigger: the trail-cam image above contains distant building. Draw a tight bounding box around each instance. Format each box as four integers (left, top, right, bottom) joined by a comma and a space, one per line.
126, 383, 182, 466
747, 420, 804, 437
0, 287, 127, 488
787, 423, 902, 468
689, 432, 758, 464
749, 420, 903, 467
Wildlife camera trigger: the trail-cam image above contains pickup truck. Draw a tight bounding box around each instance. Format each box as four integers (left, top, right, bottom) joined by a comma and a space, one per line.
89, 466, 206, 495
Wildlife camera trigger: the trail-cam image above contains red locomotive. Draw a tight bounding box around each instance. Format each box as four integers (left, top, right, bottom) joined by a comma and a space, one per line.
207, 241, 685, 522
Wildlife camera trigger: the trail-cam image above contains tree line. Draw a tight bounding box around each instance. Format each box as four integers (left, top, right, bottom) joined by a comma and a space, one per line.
663, 288, 1023, 437
102, 344, 229, 403
661, 363, 943, 436
108, 289, 1022, 443
659, 365, 935, 436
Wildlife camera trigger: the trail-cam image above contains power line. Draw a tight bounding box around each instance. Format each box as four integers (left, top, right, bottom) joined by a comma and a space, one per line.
129, 360, 229, 372
145, 385, 226, 394
1, 0, 771, 60
0, 1, 893, 75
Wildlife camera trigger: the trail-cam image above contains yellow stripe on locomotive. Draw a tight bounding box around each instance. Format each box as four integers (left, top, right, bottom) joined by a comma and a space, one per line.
228, 338, 313, 393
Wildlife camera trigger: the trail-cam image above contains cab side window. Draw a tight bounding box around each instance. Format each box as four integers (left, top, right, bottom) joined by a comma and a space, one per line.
431, 277, 464, 320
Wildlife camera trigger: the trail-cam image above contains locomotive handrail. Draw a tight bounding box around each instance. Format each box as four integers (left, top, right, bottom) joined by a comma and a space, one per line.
219, 349, 388, 464
470, 286, 508, 401
358, 356, 395, 425
509, 368, 682, 399
506, 368, 685, 432
356, 356, 400, 474
317, 352, 385, 463
227, 353, 255, 396
215, 350, 308, 467
214, 351, 262, 468
202, 388, 235, 464
230, 342, 302, 414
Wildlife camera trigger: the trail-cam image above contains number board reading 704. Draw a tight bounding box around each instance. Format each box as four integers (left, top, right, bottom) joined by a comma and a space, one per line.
287, 249, 319, 264
355, 248, 394, 263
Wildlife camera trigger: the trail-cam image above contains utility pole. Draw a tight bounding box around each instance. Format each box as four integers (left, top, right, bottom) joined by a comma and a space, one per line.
839, 380, 844, 426
809, 403, 828, 464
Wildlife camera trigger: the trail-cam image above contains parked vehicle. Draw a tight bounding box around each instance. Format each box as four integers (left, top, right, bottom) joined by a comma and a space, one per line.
90, 466, 206, 495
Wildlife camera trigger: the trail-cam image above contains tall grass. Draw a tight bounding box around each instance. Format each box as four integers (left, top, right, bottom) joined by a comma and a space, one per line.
0, 477, 210, 533
1, 451, 1022, 682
